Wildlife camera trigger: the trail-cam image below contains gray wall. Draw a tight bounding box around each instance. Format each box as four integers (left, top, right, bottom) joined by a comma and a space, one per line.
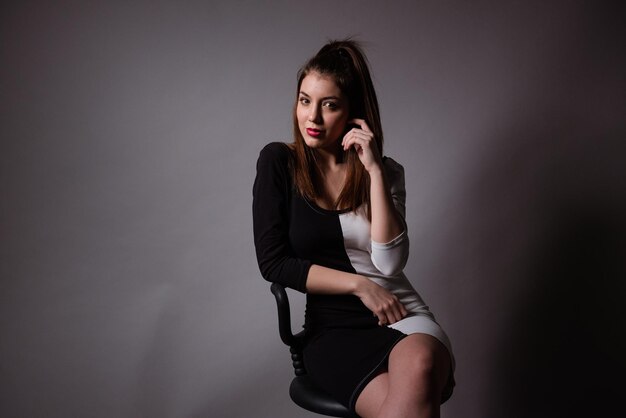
2, 1, 625, 417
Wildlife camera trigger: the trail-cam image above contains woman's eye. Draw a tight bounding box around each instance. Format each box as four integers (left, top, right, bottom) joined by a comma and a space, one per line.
299, 97, 309, 105
324, 102, 338, 110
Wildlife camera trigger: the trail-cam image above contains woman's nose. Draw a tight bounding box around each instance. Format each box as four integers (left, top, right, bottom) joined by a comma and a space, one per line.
308, 106, 322, 123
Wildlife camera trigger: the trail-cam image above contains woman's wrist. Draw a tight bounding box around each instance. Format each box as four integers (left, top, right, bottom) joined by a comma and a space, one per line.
367, 164, 388, 190
364, 160, 383, 176
352, 275, 373, 297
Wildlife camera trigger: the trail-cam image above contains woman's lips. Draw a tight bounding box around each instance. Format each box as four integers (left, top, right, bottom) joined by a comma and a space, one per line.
306, 128, 322, 137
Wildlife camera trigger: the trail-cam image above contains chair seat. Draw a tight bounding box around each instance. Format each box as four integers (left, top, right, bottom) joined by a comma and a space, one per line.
289, 375, 358, 418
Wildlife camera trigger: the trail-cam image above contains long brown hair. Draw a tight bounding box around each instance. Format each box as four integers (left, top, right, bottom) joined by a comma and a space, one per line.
289, 39, 384, 215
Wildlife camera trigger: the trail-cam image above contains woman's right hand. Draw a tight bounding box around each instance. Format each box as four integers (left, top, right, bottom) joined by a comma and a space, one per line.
354, 277, 408, 326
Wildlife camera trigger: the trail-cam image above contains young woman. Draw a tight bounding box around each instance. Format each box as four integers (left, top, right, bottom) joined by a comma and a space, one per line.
253, 39, 455, 418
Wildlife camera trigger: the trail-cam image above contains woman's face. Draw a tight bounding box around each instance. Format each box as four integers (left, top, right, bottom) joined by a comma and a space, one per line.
296, 71, 350, 152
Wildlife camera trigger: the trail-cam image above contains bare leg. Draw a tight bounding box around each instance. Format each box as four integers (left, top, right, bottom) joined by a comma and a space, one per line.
355, 334, 451, 418
354, 372, 388, 418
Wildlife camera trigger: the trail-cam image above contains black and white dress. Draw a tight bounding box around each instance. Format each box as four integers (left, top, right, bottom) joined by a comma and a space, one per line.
253, 142, 455, 411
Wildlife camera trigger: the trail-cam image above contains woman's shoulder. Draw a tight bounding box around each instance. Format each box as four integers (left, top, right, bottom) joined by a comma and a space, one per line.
382, 156, 405, 178
259, 141, 292, 156
382, 156, 406, 193
258, 141, 292, 164
256, 142, 294, 182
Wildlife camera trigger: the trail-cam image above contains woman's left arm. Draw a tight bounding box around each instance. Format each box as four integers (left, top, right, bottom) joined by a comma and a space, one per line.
342, 118, 404, 241
342, 119, 409, 275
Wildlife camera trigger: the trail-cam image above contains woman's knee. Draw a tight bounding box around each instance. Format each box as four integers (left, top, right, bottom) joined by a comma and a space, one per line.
390, 334, 445, 384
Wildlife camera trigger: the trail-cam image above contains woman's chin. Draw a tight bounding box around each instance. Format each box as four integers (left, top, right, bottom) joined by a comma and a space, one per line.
303, 136, 323, 148
302, 134, 342, 153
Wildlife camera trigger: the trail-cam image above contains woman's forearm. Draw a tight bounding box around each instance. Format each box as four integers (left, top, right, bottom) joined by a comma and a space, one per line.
305, 264, 408, 325
305, 264, 366, 295
368, 167, 404, 243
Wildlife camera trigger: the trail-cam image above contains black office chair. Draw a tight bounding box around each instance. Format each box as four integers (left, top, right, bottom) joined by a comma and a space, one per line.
270, 282, 359, 417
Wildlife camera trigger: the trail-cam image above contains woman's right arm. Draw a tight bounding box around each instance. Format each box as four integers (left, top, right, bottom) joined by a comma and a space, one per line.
306, 265, 407, 325
253, 143, 311, 292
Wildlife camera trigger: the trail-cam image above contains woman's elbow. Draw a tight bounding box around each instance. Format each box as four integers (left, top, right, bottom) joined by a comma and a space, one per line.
257, 257, 309, 293
370, 236, 409, 276
372, 254, 408, 276
258, 259, 280, 284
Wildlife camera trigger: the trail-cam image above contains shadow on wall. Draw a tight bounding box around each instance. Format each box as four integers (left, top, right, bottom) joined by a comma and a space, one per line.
486, 4, 626, 416
488, 131, 626, 418
432, 3, 626, 416
442, 115, 626, 418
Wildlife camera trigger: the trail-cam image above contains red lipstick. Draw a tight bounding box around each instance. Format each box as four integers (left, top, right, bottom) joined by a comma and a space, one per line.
306, 128, 322, 137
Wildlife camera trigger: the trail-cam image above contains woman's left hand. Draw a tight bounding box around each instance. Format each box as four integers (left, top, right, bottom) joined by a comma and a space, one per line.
342, 118, 382, 173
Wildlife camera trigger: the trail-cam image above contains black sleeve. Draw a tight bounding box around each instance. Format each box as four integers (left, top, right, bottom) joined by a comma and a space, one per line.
252, 142, 311, 292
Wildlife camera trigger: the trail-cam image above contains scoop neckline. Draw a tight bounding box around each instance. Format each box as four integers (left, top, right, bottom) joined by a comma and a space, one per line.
304, 198, 353, 215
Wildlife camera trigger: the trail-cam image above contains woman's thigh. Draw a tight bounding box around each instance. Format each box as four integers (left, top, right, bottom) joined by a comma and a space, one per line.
354, 371, 389, 418
354, 333, 451, 417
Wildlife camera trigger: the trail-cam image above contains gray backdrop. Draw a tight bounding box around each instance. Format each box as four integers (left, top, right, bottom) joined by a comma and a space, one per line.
2, 1, 625, 417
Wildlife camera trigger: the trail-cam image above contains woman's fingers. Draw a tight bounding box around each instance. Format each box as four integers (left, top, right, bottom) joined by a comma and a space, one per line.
342, 129, 372, 150
342, 119, 373, 146
388, 300, 405, 324
389, 298, 406, 324
342, 129, 381, 172
357, 279, 408, 326
374, 295, 406, 325
348, 118, 372, 134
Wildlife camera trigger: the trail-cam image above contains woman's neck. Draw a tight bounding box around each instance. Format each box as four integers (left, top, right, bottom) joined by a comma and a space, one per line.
313, 148, 347, 210
314, 145, 345, 173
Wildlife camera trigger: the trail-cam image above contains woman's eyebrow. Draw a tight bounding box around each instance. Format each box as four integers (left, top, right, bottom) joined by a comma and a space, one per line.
298, 91, 341, 101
